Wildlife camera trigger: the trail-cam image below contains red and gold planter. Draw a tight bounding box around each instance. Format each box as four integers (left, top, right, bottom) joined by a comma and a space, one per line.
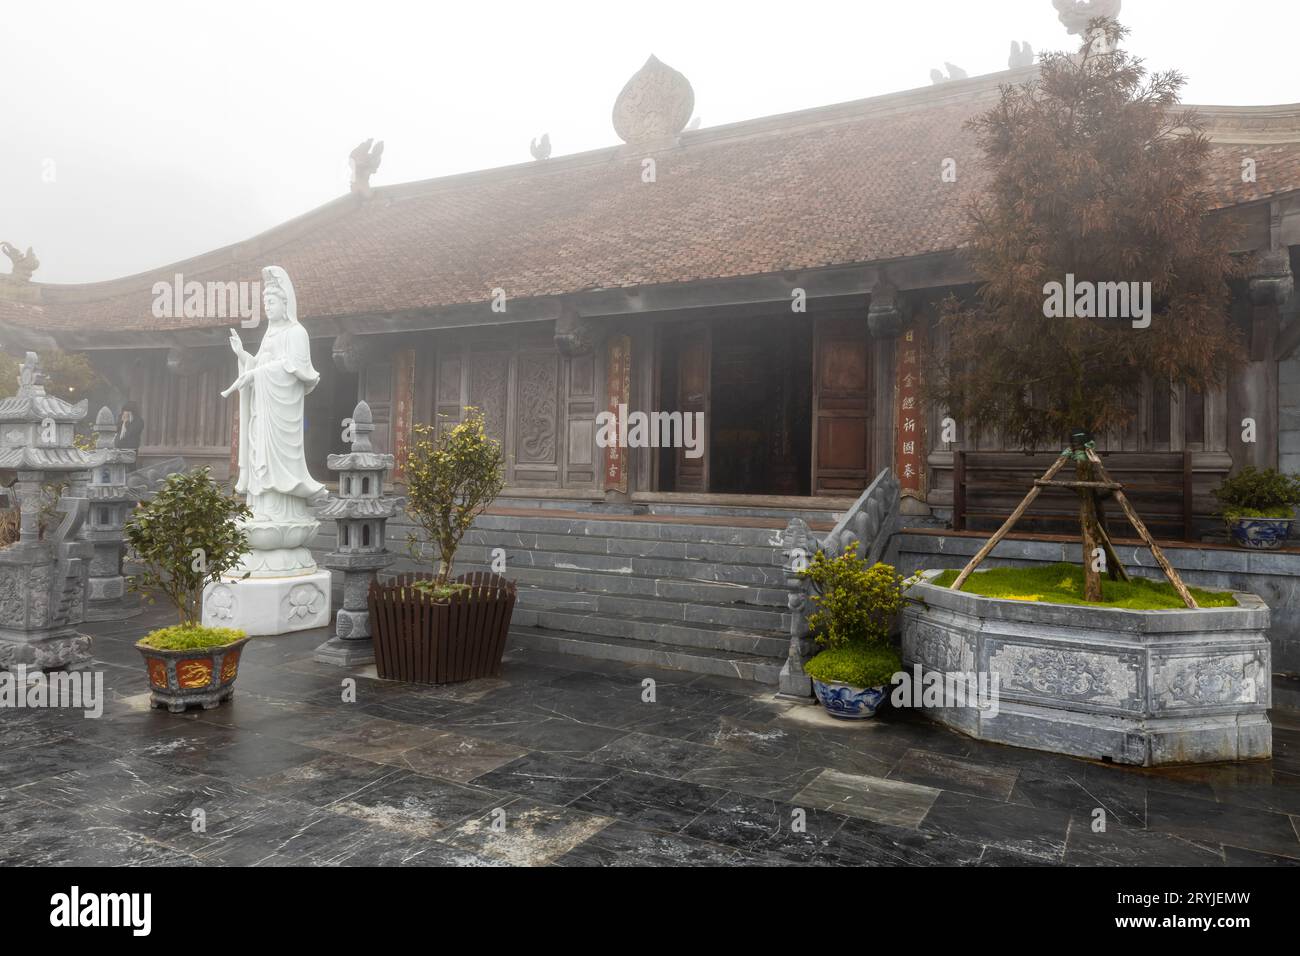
136, 636, 249, 713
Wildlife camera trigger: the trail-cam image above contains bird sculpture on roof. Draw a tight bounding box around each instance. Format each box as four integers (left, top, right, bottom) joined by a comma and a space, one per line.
930, 63, 968, 84
530, 133, 551, 161
349, 138, 384, 199
0, 242, 39, 281
1009, 41, 1035, 68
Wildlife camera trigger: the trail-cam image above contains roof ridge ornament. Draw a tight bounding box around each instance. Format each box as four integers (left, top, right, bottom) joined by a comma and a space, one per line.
349, 138, 384, 199
1, 242, 39, 282
1052, 0, 1121, 54
612, 55, 695, 145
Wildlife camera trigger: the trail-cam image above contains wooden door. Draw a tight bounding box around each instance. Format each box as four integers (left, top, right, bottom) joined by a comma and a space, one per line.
673, 324, 710, 492
812, 315, 870, 495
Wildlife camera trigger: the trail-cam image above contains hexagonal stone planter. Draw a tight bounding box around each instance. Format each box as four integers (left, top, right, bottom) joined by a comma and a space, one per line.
137, 635, 249, 713
900, 571, 1271, 766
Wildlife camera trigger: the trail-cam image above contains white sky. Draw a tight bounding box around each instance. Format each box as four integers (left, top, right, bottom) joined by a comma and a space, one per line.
2, 0, 1295, 283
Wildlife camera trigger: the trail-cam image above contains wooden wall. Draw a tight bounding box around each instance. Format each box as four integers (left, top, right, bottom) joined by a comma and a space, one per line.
362, 322, 601, 492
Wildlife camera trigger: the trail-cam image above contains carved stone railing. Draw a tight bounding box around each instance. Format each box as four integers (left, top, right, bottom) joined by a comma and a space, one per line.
777, 468, 901, 699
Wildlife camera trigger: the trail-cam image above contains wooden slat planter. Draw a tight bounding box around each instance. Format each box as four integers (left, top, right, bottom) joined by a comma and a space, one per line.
369, 571, 516, 684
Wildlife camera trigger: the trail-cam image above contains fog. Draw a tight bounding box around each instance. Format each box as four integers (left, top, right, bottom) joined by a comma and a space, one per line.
2, 0, 1295, 284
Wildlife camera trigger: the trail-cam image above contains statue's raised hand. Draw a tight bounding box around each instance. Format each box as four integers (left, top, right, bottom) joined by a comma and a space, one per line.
229, 329, 249, 362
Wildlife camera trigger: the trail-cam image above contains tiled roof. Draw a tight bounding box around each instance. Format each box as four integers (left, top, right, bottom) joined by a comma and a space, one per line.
8, 70, 1300, 334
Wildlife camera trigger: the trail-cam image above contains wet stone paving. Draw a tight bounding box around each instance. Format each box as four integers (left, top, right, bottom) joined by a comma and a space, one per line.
3, 603, 1300, 867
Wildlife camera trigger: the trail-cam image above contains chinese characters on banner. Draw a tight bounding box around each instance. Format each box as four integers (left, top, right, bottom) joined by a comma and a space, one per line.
605, 334, 631, 493
391, 347, 416, 483
894, 320, 927, 499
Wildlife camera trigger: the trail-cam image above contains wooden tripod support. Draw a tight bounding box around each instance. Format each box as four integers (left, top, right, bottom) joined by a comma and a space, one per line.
950, 446, 1198, 609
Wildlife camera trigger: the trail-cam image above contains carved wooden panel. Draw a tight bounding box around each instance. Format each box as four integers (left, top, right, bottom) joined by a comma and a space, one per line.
516, 352, 558, 465
468, 352, 510, 444
564, 352, 597, 485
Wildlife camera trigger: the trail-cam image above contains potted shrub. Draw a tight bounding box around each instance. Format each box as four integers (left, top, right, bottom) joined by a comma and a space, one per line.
125, 467, 253, 712
370, 408, 515, 683
798, 551, 909, 719
1212, 466, 1300, 549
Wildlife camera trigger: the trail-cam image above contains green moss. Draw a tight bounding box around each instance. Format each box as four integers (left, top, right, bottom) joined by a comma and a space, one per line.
1223, 506, 1294, 520
139, 625, 245, 650
932, 563, 1236, 610
410, 580, 472, 600
805, 642, 902, 688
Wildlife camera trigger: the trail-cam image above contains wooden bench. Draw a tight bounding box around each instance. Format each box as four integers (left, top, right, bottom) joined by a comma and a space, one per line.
952, 450, 1194, 542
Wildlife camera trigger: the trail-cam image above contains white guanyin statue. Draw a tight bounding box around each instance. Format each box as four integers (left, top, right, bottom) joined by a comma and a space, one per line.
203, 266, 332, 636
221, 265, 326, 576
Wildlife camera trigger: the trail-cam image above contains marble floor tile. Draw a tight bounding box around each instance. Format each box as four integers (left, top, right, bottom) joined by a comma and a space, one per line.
325, 771, 507, 839
680, 790, 849, 864
389, 731, 530, 784
887, 748, 1019, 801
437, 798, 612, 866
795, 768, 941, 828
554, 820, 750, 867
570, 770, 727, 831
1145, 789, 1300, 858
246, 752, 406, 807
920, 791, 1070, 862
468, 751, 619, 804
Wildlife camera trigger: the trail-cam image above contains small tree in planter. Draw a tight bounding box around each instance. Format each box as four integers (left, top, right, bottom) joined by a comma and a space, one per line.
1212, 467, 1300, 549
930, 18, 1243, 603
371, 407, 515, 683
798, 551, 912, 719
403, 408, 507, 591
124, 467, 253, 712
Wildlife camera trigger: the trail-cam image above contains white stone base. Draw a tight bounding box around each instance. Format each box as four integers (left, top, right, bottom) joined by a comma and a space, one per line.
202, 570, 332, 637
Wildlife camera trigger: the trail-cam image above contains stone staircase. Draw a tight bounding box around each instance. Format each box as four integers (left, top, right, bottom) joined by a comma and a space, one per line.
438, 503, 842, 684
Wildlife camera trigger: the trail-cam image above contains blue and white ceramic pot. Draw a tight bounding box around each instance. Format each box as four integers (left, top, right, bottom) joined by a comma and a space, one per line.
1228, 517, 1292, 550
812, 679, 888, 719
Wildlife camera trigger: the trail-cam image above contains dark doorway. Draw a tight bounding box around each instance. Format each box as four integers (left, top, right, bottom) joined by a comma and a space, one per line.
304, 338, 359, 485
657, 315, 813, 495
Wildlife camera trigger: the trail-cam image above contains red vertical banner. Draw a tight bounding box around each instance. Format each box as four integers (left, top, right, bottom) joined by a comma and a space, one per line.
605, 334, 631, 493
391, 347, 416, 483
894, 320, 927, 500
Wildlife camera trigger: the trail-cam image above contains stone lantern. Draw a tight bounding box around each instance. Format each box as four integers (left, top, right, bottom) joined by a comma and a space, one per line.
84, 405, 140, 620
314, 400, 399, 666
0, 352, 97, 672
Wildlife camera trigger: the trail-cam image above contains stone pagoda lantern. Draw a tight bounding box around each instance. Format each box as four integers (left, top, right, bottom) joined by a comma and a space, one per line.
84, 405, 140, 621
0, 352, 97, 672
314, 400, 399, 666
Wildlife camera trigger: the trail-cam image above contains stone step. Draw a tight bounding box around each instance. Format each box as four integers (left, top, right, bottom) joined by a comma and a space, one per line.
507, 604, 788, 658
457, 512, 798, 548
457, 528, 785, 568
505, 582, 789, 632
507, 625, 784, 685
447, 543, 788, 587
492, 495, 846, 526
450, 560, 789, 608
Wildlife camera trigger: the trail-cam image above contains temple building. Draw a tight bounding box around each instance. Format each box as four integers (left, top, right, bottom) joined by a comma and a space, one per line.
4, 49, 1300, 679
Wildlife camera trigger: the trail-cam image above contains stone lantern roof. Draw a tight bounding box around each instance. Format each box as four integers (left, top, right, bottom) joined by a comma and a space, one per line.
0, 351, 88, 424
